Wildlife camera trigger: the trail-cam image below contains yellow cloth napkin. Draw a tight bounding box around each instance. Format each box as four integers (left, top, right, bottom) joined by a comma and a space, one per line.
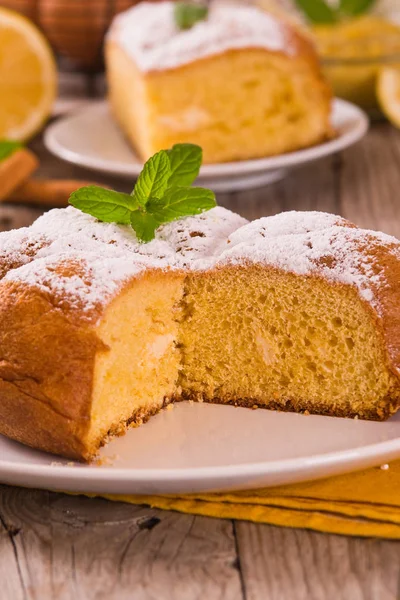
95, 460, 400, 539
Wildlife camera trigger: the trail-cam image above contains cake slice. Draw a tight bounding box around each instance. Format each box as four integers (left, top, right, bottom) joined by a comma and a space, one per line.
105, 2, 332, 163
0, 207, 399, 461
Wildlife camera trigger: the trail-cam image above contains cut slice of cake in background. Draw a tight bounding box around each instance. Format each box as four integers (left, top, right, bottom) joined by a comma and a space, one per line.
105, 1, 333, 164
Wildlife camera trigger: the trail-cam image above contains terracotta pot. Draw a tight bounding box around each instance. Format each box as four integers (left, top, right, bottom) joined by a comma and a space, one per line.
0, 0, 39, 21
0, 0, 161, 71
39, 0, 139, 70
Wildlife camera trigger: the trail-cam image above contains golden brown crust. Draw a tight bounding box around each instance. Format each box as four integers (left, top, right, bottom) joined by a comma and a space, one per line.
98, 397, 173, 447
0, 268, 181, 461
0, 280, 105, 460
362, 245, 400, 377
178, 391, 400, 422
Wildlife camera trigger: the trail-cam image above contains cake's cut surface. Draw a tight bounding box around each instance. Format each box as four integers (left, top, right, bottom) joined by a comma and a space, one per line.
105, 1, 332, 163
180, 266, 397, 419
89, 272, 183, 454
0, 207, 400, 460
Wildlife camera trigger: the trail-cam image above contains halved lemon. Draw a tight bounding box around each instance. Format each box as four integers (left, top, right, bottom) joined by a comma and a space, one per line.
0, 7, 57, 141
377, 66, 400, 128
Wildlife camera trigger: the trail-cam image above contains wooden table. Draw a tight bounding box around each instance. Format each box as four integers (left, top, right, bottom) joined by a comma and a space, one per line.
1, 116, 400, 599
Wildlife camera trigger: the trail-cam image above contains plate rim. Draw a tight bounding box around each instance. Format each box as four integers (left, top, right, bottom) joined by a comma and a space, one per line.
44, 98, 369, 179
1, 422, 399, 487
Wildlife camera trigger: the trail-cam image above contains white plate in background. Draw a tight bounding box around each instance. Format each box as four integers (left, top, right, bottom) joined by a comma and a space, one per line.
1, 402, 399, 495
45, 98, 368, 192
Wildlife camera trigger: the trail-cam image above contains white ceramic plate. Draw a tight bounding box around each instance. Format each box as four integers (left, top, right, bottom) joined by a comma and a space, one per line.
44, 99, 368, 192
1, 403, 400, 495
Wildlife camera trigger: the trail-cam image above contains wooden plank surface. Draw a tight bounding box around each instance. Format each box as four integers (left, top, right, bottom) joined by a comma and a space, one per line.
1, 121, 400, 599
0, 486, 242, 600
235, 522, 400, 600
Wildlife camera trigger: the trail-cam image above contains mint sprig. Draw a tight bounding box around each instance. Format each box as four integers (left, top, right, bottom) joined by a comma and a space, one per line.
69, 187, 135, 224
167, 143, 202, 186
130, 211, 161, 243
0, 140, 22, 162
134, 150, 171, 206
174, 2, 208, 31
148, 187, 216, 223
69, 143, 216, 243
294, 0, 376, 24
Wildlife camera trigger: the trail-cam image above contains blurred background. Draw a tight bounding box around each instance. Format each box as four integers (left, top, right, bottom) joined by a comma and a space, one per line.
1, 0, 400, 114
1, 0, 400, 210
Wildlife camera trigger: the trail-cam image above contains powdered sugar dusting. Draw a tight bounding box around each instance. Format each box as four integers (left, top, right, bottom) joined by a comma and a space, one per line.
0, 207, 398, 320
109, 1, 291, 72
217, 211, 400, 311
156, 207, 247, 267
0, 206, 246, 316
7, 253, 147, 314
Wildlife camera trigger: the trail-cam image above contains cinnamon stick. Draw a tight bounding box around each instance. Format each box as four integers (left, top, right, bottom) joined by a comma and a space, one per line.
7, 179, 106, 208
0, 149, 39, 201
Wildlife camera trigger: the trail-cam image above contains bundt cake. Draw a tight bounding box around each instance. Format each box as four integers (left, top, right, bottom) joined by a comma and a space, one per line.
0, 206, 400, 461
105, 1, 333, 164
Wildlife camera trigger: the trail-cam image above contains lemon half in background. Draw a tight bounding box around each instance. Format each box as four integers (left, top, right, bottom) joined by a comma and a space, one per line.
0, 7, 57, 141
377, 67, 400, 128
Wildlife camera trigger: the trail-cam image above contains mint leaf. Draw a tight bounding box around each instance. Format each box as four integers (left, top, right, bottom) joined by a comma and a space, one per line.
133, 150, 171, 206
130, 210, 161, 242
339, 0, 376, 17
69, 186, 137, 224
294, 0, 338, 23
174, 2, 208, 30
0, 140, 22, 162
147, 187, 216, 223
167, 143, 202, 187
69, 144, 217, 243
